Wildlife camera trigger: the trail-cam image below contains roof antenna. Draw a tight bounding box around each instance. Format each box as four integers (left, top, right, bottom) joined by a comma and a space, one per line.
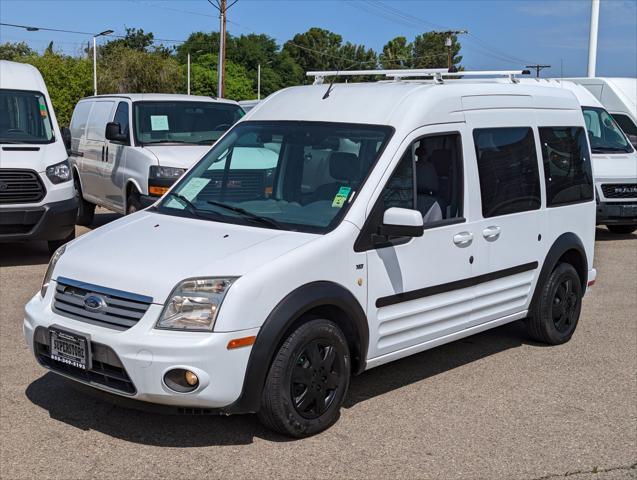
323, 70, 338, 100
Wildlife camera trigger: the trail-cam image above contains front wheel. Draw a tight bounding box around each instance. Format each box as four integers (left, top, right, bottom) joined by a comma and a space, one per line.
606, 224, 636, 235
258, 319, 351, 438
526, 262, 582, 345
126, 191, 142, 215
74, 178, 95, 226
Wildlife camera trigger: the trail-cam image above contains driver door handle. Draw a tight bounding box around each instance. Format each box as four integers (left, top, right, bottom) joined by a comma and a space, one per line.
453, 231, 473, 248
483, 225, 501, 242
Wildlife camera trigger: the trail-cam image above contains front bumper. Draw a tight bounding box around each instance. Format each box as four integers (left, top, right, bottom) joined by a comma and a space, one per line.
0, 197, 77, 242
23, 285, 259, 410
596, 201, 637, 225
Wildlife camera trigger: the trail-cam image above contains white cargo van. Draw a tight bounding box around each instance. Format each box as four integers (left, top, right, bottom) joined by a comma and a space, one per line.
25, 70, 597, 437
0, 61, 77, 253
567, 78, 637, 146
66, 94, 244, 223
507, 79, 636, 234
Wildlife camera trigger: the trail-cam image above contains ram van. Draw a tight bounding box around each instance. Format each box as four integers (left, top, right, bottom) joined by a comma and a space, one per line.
66, 94, 244, 223
25, 70, 597, 437
0, 60, 77, 253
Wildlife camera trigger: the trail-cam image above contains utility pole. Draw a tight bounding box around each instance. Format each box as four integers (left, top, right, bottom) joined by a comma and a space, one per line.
526, 64, 551, 78
587, 0, 600, 77
187, 53, 191, 95
435, 30, 468, 70
208, 0, 238, 98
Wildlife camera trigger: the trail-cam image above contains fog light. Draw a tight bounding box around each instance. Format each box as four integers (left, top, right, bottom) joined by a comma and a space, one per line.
184, 370, 198, 386
164, 368, 200, 393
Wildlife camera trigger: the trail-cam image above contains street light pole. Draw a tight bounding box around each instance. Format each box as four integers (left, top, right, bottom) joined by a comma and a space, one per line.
187, 53, 191, 95
92, 29, 113, 96
257, 63, 261, 100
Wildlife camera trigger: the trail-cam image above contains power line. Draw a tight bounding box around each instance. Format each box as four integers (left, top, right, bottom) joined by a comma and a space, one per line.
526, 64, 551, 78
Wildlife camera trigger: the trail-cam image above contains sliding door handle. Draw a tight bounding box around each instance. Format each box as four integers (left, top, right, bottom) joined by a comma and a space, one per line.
483, 225, 501, 242
453, 231, 473, 248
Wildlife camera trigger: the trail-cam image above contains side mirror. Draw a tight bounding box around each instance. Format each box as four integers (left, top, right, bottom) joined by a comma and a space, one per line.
105, 122, 128, 143
61, 127, 72, 152
378, 207, 424, 238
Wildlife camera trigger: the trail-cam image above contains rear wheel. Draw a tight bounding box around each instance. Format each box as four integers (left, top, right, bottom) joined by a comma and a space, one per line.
258, 319, 350, 438
606, 224, 636, 235
74, 177, 95, 226
47, 229, 75, 255
526, 262, 582, 345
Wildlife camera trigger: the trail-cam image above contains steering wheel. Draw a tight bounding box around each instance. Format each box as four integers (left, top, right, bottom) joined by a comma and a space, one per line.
213, 124, 231, 131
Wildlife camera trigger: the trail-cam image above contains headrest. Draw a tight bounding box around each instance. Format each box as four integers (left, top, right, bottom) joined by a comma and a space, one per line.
329, 152, 359, 182
417, 160, 438, 194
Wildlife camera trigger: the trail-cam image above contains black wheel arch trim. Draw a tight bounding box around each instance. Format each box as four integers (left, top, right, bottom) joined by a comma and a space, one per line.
531, 232, 588, 312
224, 281, 369, 414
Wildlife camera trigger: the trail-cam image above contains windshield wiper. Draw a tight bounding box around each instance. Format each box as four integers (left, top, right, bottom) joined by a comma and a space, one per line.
206, 200, 283, 230
144, 139, 195, 145
164, 192, 204, 218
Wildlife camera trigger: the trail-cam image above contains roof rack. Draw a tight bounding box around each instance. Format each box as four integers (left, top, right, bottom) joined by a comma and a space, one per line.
307, 69, 531, 85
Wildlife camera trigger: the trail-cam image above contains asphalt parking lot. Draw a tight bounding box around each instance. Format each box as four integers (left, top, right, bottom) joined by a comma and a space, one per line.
1, 210, 635, 480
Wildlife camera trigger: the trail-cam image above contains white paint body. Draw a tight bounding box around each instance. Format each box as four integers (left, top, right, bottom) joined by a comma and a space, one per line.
68, 94, 242, 214
24, 80, 596, 408
0, 61, 75, 242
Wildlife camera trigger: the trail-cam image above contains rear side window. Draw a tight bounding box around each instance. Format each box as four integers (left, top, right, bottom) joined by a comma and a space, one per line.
611, 113, 637, 137
539, 127, 594, 206
473, 127, 541, 218
86, 101, 115, 141
70, 101, 91, 138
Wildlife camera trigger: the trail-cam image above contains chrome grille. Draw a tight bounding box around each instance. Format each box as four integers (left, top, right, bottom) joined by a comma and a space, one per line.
601, 183, 637, 199
0, 169, 46, 204
53, 277, 152, 331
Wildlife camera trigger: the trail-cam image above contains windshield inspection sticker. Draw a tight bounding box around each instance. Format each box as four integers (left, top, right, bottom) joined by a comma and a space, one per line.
150, 115, 169, 131
331, 186, 352, 208
180, 177, 210, 201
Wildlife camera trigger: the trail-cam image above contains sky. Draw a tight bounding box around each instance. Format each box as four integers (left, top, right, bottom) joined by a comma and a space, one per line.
1, 0, 636, 78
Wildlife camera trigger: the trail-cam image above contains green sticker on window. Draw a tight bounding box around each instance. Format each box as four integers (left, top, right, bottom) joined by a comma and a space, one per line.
331, 186, 352, 208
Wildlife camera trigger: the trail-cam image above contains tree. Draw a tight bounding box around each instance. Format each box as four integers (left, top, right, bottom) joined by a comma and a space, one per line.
174, 31, 219, 64
187, 53, 253, 100
0, 42, 34, 61
380, 37, 412, 69
412, 32, 462, 69
100, 28, 171, 57
98, 45, 182, 94
282, 28, 343, 80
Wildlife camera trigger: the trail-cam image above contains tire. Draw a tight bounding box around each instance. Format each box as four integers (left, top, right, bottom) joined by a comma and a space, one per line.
126, 190, 142, 215
606, 224, 636, 235
74, 177, 95, 226
258, 319, 351, 438
47, 229, 75, 255
526, 262, 583, 345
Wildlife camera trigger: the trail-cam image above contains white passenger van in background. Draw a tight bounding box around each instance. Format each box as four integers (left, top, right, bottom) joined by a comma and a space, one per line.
25, 70, 597, 438
505, 79, 637, 235
567, 78, 637, 147
66, 94, 244, 224
0, 60, 77, 253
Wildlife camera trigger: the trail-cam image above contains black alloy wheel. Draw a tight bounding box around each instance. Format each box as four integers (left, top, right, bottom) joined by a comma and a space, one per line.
551, 277, 579, 334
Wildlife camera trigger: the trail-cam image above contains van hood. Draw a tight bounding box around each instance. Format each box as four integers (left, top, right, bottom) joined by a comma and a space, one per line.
144, 145, 211, 169
0, 142, 67, 171
53, 210, 318, 303
592, 152, 637, 181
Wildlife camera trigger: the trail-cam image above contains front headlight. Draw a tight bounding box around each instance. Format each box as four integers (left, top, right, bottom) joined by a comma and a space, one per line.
155, 278, 236, 331
46, 160, 72, 184
149, 165, 186, 179
41, 245, 66, 297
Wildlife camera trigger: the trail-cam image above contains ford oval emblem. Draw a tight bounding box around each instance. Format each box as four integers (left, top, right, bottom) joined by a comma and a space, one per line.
83, 294, 107, 312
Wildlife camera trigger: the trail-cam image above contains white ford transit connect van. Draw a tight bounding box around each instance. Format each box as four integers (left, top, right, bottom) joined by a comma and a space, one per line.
567, 77, 637, 146
24, 70, 597, 437
0, 61, 77, 253
67, 94, 244, 224
517, 80, 636, 235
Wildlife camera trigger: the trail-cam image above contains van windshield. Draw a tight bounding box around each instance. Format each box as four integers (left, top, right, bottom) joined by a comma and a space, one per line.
134, 101, 244, 146
155, 121, 393, 233
0, 89, 54, 144
582, 107, 633, 154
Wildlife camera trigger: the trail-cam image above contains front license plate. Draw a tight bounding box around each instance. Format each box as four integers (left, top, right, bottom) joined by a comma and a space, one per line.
49, 326, 91, 370
621, 205, 637, 217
